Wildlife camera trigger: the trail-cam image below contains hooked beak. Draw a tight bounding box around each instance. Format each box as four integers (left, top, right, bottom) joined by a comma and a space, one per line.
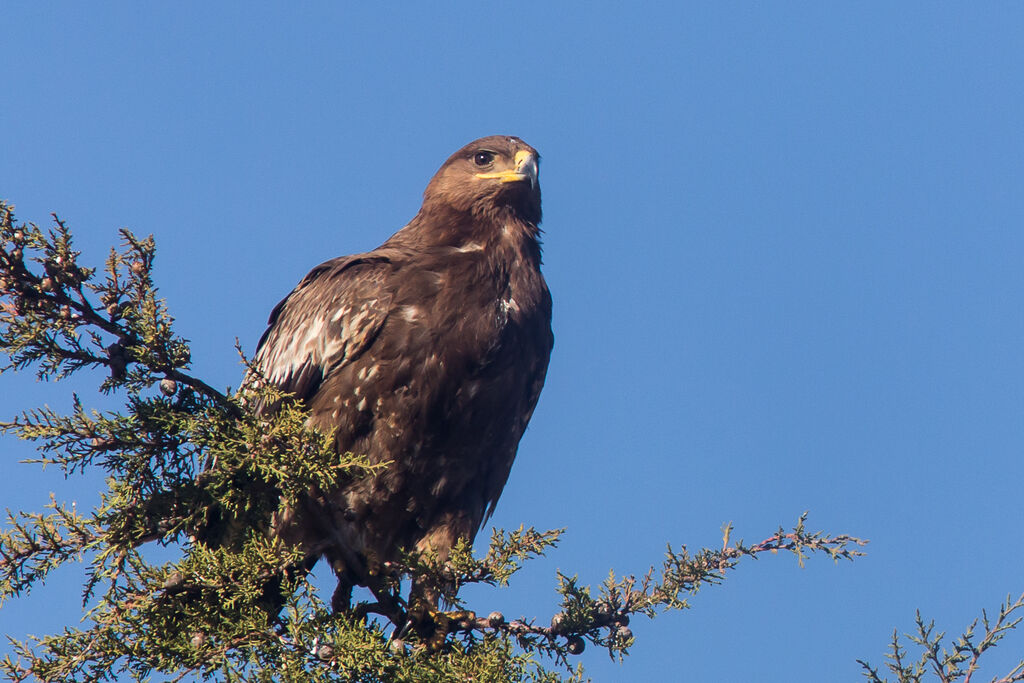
475, 150, 538, 188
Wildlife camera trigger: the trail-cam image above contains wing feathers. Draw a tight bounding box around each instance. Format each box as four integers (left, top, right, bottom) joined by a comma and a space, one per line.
250, 255, 393, 402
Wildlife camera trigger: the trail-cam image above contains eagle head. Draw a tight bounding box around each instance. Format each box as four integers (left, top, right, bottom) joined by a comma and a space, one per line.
422, 136, 542, 227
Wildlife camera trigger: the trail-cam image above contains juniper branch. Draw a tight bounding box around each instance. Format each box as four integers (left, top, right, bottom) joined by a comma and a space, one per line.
0, 203, 226, 404
0, 498, 99, 605
858, 593, 1024, 683
438, 515, 866, 663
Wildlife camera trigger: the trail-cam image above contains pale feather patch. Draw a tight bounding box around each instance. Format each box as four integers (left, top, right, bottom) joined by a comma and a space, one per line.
321, 338, 345, 360
341, 306, 376, 339
301, 315, 327, 351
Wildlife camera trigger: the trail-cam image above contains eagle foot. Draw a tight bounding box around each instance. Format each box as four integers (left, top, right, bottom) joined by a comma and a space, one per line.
410, 606, 476, 650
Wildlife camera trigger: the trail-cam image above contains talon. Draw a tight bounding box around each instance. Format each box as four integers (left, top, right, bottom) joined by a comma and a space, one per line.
411, 604, 476, 650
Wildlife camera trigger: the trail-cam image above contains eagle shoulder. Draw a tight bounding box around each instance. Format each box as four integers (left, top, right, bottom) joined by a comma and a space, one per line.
250, 253, 395, 402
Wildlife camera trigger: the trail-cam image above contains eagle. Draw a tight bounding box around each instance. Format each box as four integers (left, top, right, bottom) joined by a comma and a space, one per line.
248, 135, 553, 610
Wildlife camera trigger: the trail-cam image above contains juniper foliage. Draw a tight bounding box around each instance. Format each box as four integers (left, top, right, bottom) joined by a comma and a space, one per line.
0, 202, 884, 680
858, 594, 1024, 683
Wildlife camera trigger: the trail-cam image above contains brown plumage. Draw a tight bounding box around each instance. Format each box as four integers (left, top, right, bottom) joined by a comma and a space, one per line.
249, 135, 553, 605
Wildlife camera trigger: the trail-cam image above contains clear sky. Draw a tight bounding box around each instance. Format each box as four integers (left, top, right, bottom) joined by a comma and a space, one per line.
3, 4, 1024, 681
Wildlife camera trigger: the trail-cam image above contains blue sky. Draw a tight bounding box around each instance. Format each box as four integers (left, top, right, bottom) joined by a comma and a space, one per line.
3, 4, 1024, 681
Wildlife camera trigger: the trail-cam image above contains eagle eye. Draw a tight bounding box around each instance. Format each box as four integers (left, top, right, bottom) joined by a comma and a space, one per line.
473, 151, 496, 167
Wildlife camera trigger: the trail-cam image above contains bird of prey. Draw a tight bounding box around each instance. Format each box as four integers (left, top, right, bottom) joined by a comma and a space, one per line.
248, 135, 553, 609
